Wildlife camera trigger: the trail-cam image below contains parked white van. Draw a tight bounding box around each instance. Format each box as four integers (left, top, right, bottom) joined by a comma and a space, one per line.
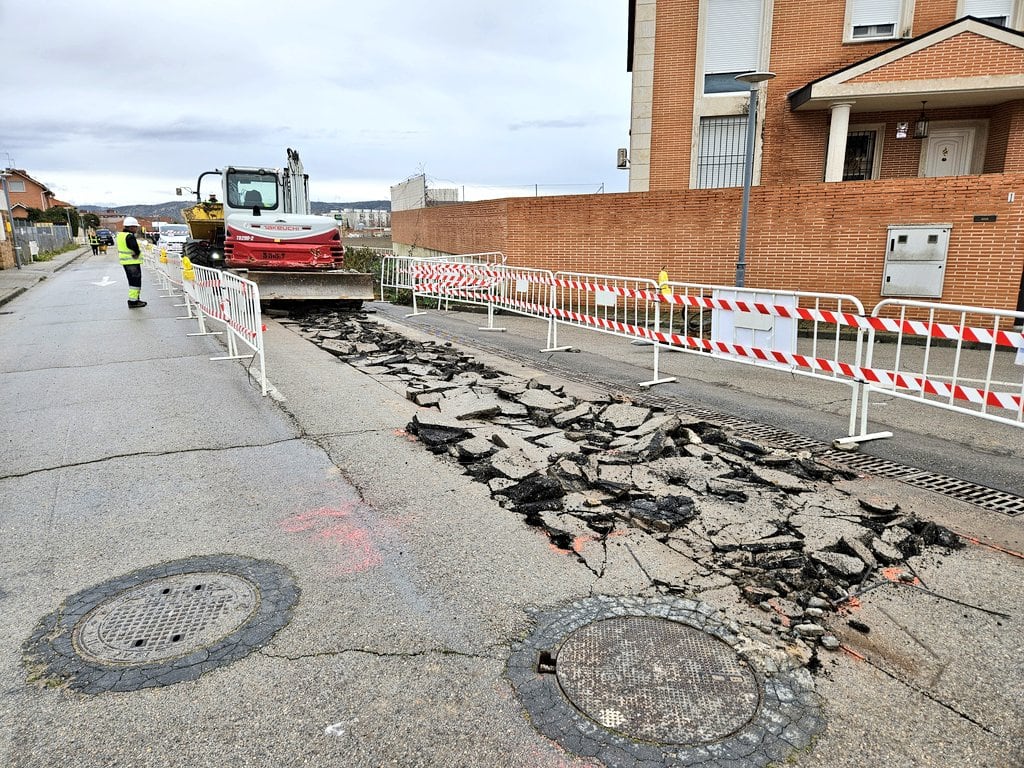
157, 224, 189, 255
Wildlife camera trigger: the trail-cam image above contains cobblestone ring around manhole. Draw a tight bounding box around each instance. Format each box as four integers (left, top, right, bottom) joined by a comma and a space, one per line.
507, 595, 825, 768
23, 555, 299, 694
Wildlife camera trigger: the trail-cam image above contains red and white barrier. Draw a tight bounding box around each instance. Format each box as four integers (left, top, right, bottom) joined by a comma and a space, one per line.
858, 299, 1024, 433
179, 263, 268, 396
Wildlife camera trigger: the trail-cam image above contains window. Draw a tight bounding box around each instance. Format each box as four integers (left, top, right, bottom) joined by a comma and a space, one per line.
843, 131, 877, 180
697, 116, 747, 188
961, 0, 1013, 25
7, 180, 25, 193
848, 0, 903, 40
703, 0, 763, 93
225, 171, 279, 210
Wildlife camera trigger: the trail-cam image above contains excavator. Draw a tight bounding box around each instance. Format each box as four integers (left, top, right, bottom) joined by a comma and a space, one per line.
179, 148, 373, 303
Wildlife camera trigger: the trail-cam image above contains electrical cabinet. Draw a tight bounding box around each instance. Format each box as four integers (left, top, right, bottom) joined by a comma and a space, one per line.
881, 224, 951, 298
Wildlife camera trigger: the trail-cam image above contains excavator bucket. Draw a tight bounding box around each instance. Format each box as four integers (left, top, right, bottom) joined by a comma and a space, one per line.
232, 269, 375, 303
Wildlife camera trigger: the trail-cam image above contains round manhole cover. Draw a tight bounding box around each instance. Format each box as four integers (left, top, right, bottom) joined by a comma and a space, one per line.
507, 596, 825, 768
24, 555, 298, 693
556, 616, 759, 745
73, 572, 259, 664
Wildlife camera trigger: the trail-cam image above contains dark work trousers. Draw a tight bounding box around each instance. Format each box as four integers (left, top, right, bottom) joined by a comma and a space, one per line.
123, 263, 142, 302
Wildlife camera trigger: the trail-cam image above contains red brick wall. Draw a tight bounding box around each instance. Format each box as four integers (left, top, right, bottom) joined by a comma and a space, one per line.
393, 174, 1024, 312
1003, 101, 1024, 172
648, 0, 700, 191
850, 33, 1024, 82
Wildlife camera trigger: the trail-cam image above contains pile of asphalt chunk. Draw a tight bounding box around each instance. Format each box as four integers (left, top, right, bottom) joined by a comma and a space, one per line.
287, 308, 963, 650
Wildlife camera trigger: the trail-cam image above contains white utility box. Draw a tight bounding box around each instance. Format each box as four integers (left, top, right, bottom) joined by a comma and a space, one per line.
881, 224, 951, 298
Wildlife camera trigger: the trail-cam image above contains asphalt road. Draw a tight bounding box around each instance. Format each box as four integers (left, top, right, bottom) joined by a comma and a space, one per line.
0, 253, 1021, 767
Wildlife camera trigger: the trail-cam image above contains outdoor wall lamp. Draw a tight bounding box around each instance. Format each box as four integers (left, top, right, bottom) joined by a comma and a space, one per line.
913, 101, 929, 139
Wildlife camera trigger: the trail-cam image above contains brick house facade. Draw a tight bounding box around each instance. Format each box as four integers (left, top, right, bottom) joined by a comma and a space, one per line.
394, 1, 1024, 313
2, 169, 56, 219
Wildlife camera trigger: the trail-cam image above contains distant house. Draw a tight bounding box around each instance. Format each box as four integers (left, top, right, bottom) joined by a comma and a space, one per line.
2, 169, 57, 218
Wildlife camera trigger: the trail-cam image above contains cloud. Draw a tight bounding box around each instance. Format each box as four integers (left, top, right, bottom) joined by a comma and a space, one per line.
0, 0, 632, 205
508, 118, 595, 131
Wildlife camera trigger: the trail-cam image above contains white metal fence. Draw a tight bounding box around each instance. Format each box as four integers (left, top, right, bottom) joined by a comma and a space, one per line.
859, 299, 1024, 431
143, 247, 269, 396
380, 252, 1024, 440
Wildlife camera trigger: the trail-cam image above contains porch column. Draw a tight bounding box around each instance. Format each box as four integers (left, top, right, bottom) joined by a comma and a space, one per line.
824, 102, 855, 182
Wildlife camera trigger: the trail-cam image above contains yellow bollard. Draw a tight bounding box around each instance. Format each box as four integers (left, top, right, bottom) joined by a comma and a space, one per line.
182, 256, 195, 282
658, 267, 671, 297
160, 248, 168, 264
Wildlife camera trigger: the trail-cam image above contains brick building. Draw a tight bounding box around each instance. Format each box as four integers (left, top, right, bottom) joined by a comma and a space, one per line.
2, 169, 58, 219
393, 0, 1024, 313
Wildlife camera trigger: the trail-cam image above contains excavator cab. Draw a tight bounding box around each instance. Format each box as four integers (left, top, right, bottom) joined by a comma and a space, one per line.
225, 170, 279, 215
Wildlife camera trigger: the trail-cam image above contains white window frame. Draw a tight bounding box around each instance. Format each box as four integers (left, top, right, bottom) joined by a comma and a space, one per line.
844, 0, 915, 42
703, 0, 765, 94
957, 0, 1022, 28
696, 115, 749, 189
843, 123, 886, 181
698, 0, 773, 98
691, 0, 774, 188
7, 180, 26, 193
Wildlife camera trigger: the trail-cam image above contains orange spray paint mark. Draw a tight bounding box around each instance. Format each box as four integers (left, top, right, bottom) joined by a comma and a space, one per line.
278, 505, 382, 574
880, 567, 920, 586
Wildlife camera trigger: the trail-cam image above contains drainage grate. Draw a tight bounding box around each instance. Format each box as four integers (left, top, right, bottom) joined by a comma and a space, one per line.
24, 555, 297, 693
555, 616, 759, 745
392, 316, 1024, 517
74, 572, 259, 664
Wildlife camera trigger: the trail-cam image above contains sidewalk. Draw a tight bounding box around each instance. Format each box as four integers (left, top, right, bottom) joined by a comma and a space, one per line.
0, 244, 91, 307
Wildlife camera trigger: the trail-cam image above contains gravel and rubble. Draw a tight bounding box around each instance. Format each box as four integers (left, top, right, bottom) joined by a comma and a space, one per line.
286, 308, 965, 661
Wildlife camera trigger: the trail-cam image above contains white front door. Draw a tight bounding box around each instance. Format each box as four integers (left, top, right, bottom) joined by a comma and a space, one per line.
922, 127, 976, 177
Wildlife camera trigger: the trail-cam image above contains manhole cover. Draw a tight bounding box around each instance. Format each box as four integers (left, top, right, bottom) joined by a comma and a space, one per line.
24, 555, 298, 693
507, 596, 824, 768
74, 572, 259, 664
555, 616, 759, 745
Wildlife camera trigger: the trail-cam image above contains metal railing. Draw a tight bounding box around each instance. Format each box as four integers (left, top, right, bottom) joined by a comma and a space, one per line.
12, 224, 72, 262
860, 299, 1024, 431
380, 251, 1024, 440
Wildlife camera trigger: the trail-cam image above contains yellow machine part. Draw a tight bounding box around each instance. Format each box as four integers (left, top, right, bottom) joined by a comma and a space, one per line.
182, 202, 224, 241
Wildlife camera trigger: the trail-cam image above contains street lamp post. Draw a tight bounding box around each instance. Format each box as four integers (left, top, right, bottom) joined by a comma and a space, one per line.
734, 71, 775, 288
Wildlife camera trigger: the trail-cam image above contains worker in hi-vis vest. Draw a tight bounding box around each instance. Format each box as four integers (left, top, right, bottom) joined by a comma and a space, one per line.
117, 216, 147, 309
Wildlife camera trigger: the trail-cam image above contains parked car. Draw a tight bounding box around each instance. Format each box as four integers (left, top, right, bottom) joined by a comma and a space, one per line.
95, 229, 115, 246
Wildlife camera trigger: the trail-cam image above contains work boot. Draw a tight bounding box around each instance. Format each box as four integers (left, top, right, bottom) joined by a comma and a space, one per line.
128, 300, 147, 309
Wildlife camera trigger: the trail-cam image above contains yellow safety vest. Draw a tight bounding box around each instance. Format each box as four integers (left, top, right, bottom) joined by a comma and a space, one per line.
116, 231, 143, 265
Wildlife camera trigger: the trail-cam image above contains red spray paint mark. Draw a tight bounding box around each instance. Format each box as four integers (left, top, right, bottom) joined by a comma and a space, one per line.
278, 504, 382, 574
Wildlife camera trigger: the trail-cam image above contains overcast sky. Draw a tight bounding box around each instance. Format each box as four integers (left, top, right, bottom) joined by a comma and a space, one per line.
0, 1, 631, 207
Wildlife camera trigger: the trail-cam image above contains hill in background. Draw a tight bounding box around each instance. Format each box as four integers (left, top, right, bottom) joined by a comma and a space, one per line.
81, 200, 391, 223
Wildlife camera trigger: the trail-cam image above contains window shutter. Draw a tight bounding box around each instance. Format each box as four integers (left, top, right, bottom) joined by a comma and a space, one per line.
705, 0, 762, 74
963, 0, 1011, 18
851, 0, 901, 27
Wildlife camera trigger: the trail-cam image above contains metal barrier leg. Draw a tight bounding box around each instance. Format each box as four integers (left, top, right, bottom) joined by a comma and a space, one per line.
479, 302, 506, 332
541, 318, 571, 353
832, 381, 892, 448
405, 291, 426, 318
639, 342, 678, 388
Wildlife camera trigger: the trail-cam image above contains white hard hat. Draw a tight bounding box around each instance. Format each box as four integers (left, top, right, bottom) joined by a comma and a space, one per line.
123, 216, 139, 227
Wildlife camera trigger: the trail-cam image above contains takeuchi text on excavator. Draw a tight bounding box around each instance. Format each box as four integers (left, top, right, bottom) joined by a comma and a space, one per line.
178, 148, 373, 303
